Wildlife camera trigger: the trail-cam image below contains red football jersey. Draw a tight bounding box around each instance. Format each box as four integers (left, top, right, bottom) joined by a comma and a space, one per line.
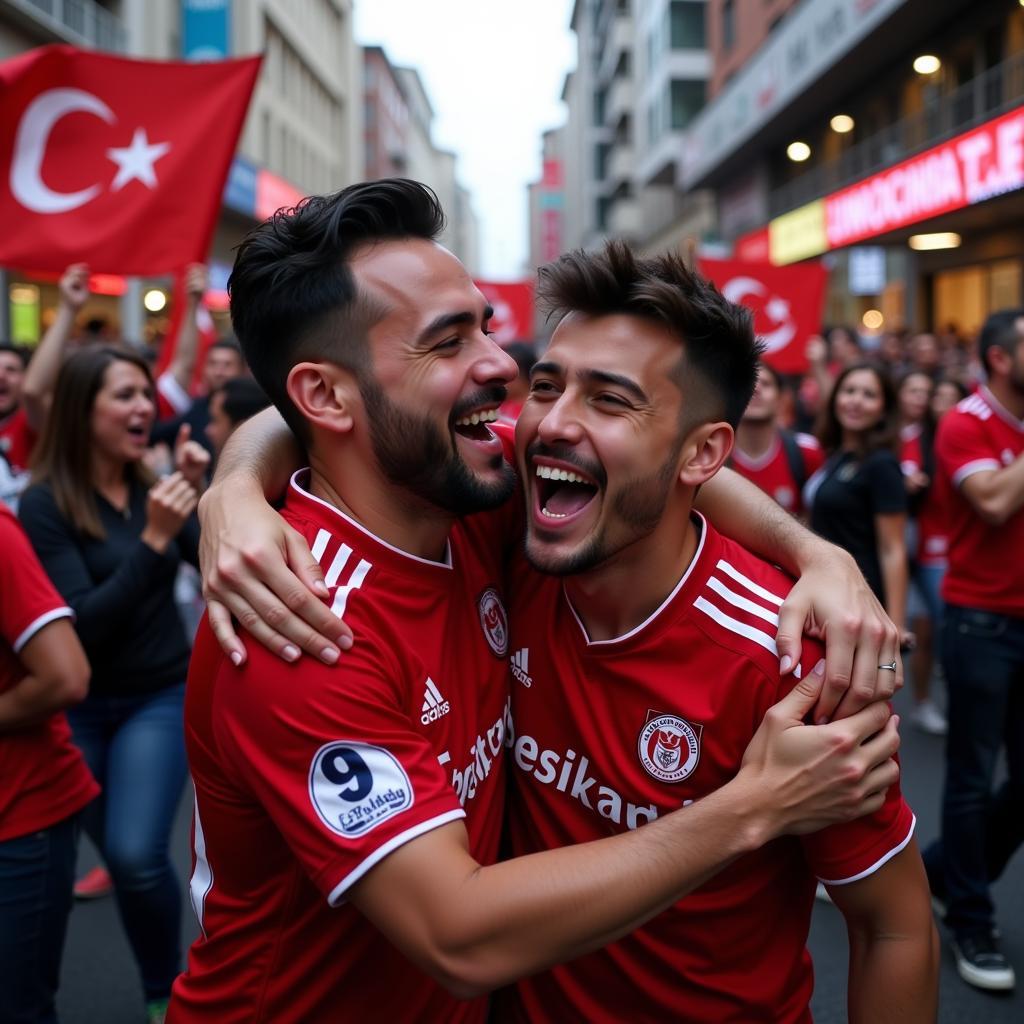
0, 405, 36, 473
731, 430, 823, 515
171, 473, 515, 1024
900, 426, 948, 567
0, 505, 98, 841
935, 388, 1024, 616
500, 517, 914, 1023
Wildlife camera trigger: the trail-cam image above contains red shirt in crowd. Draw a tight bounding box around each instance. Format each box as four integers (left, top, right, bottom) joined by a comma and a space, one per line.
500, 517, 914, 1023
935, 387, 1024, 617
899, 424, 948, 567
0, 405, 36, 473
0, 504, 98, 841
731, 430, 824, 516
171, 472, 514, 1024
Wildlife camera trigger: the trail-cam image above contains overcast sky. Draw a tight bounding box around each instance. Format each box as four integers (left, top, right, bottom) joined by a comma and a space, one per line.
354, 0, 576, 280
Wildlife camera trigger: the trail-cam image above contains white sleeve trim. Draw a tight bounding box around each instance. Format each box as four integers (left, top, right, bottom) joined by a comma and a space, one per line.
13, 606, 73, 653
952, 459, 1000, 487
325, 808, 466, 907
817, 813, 916, 887
156, 370, 192, 416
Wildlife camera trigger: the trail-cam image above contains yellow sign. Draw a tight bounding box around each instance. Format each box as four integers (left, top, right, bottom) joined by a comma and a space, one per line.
769, 200, 827, 265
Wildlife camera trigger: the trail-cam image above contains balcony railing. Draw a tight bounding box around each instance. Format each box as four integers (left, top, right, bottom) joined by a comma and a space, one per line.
5, 0, 127, 52
768, 50, 1024, 218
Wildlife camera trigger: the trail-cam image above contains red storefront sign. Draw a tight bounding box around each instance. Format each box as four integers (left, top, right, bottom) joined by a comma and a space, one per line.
826, 104, 1024, 248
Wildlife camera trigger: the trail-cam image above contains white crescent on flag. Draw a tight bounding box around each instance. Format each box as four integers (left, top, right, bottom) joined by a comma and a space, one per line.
10, 87, 115, 213
721, 275, 797, 354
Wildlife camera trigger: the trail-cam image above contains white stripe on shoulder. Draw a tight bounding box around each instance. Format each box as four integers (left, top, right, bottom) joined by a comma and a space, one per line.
13, 606, 73, 653
326, 809, 466, 907
817, 814, 917, 886
714, 559, 785, 607
706, 575, 781, 627
311, 528, 331, 563
952, 459, 1001, 487
694, 596, 779, 657
795, 433, 821, 450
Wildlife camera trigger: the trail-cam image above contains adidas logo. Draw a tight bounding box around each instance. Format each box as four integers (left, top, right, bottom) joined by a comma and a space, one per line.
420, 677, 451, 725
510, 648, 533, 688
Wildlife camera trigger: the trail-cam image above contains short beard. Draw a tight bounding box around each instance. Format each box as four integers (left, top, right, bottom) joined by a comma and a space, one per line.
524, 443, 681, 577
360, 377, 515, 517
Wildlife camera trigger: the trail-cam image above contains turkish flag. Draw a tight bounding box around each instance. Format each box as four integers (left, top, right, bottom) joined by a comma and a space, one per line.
0, 45, 260, 275
473, 280, 534, 345
698, 258, 828, 374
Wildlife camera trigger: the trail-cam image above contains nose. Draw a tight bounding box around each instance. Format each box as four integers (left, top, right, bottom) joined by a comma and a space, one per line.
472, 335, 518, 387
536, 389, 585, 447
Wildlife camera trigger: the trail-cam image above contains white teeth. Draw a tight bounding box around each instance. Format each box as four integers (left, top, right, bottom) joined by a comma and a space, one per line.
541, 506, 569, 519
455, 408, 499, 427
535, 465, 589, 485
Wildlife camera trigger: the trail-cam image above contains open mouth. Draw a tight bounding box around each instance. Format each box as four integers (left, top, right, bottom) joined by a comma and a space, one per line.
126, 424, 149, 441
534, 463, 599, 520
452, 406, 499, 442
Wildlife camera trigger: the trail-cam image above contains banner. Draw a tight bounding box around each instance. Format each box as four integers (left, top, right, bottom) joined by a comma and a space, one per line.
473, 280, 534, 345
0, 45, 260, 274
699, 258, 828, 374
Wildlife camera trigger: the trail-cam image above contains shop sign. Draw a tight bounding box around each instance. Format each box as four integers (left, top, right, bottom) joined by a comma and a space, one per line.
255, 169, 304, 221
826, 104, 1024, 248
848, 247, 886, 295
734, 226, 770, 263
182, 0, 231, 62
769, 200, 827, 265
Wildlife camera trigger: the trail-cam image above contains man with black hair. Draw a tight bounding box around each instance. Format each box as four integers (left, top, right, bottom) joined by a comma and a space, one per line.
732, 361, 823, 517
204, 378, 270, 457
173, 180, 912, 1023
924, 308, 1024, 992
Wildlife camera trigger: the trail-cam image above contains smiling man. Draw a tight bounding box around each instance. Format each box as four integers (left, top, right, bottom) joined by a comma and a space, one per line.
169, 180, 906, 1024
498, 243, 937, 1022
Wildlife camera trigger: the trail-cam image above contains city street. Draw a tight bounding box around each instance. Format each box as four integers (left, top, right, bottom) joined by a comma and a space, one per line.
57, 680, 1023, 1023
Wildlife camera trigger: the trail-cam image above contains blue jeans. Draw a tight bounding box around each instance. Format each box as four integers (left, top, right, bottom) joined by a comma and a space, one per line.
0, 815, 78, 1024
68, 684, 188, 1001
930, 604, 1024, 937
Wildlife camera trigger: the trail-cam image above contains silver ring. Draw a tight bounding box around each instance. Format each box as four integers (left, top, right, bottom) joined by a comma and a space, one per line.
878, 661, 898, 672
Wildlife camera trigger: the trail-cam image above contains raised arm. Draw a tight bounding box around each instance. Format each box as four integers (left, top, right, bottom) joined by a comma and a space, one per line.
352, 677, 899, 997
165, 263, 208, 394
21, 263, 90, 429
197, 406, 352, 665
694, 466, 902, 722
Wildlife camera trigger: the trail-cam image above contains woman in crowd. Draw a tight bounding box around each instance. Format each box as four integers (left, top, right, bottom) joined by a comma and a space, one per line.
806, 363, 914, 650
19, 346, 206, 1024
896, 370, 947, 734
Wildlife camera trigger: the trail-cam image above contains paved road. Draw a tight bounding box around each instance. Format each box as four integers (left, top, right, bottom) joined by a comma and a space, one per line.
58, 682, 1022, 1023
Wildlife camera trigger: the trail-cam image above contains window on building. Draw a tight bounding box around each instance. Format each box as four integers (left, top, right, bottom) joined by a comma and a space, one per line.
647, 99, 660, 146
722, 0, 735, 52
594, 88, 607, 126
670, 1, 705, 50
597, 196, 612, 231
670, 79, 705, 129
595, 142, 611, 180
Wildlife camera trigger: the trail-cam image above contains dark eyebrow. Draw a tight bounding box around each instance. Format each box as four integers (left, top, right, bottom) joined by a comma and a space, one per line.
416, 304, 494, 346
530, 361, 649, 404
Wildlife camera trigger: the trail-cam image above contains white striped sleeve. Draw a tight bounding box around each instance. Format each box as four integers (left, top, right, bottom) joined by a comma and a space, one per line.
13, 606, 74, 653
951, 458, 1001, 487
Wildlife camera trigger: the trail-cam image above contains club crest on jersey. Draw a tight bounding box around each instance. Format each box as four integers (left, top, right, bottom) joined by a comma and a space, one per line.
477, 586, 509, 657
637, 714, 702, 783
308, 741, 413, 838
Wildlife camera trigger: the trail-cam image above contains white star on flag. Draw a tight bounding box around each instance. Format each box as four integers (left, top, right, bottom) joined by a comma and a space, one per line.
106, 127, 171, 191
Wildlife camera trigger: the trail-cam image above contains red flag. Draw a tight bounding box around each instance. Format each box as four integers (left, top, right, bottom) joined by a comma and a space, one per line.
698, 258, 828, 375
155, 270, 219, 390
473, 280, 534, 345
0, 45, 260, 274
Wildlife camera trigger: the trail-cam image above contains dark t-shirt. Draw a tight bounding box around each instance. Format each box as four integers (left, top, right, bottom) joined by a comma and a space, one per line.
19, 479, 199, 696
808, 449, 907, 604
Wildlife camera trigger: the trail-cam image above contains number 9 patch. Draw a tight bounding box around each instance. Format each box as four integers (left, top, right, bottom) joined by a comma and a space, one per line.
308, 741, 414, 838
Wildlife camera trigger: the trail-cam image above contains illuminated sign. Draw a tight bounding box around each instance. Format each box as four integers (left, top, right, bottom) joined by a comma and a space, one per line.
769, 200, 827, 265
826, 104, 1024, 247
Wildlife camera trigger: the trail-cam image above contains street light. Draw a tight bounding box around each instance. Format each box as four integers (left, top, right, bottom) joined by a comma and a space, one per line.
143, 288, 167, 312
913, 55, 941, 75
830, 114, 855, 134
786, 141, 811, 162
862, 310, 884, 330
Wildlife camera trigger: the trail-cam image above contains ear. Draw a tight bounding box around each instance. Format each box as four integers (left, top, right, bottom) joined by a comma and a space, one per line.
286, 361, 357, 435
677, 421, 734, 487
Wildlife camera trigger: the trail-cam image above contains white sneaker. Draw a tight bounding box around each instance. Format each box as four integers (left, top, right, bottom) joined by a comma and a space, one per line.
911, 700, 948, 736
